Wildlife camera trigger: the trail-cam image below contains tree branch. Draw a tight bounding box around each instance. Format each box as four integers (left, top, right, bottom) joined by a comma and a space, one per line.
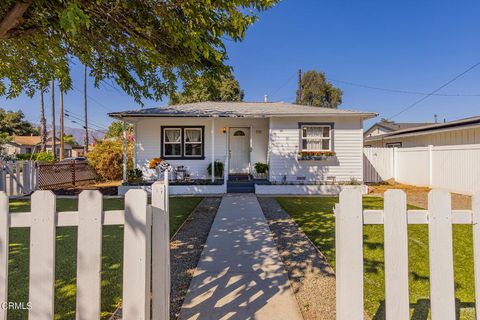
0, 0, 33, 39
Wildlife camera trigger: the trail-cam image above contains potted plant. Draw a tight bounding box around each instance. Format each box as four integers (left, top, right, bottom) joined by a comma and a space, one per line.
149, 157, 171, 180
207, 161, 224, 178
297, 151, 336, 161
254, 162, 269, 179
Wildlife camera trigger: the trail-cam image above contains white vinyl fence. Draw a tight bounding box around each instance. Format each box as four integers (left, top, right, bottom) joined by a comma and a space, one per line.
0, 181, 170, 320
335, 188, 480, 320
363, 144, 480, 195
0, 160, 37, 197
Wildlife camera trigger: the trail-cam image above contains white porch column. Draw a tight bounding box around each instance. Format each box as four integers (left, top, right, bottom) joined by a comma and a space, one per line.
122, 121, 127, 182
211, 118, 215, 183
133, 122, 137, 169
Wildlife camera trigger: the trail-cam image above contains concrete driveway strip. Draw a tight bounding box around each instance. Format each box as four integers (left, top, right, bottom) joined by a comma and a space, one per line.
179, 194, 303, 320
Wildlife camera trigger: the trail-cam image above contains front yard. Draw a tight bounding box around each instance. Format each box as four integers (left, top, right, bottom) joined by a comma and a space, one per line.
277, 196, 475, 319
7, 196, 202, 320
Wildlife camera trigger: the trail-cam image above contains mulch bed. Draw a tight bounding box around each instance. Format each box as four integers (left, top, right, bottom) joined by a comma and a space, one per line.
109, 197, 220, 320
258, 197, 336, 320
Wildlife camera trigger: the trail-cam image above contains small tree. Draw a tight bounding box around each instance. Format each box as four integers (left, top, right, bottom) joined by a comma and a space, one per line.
87, 139, 133, 181
296, 70, 342, 108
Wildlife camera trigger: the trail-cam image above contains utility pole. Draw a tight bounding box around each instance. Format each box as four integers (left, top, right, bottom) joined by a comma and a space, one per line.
40, 89, 47, 152
59, 89, 65, 160
296, 68, 302, 104
83, 65, 89, 154
51, 80, 56, 160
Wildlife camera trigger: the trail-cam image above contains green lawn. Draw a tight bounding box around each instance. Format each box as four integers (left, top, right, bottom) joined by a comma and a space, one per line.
7, 196, 202, 320
277, 196, 475, 320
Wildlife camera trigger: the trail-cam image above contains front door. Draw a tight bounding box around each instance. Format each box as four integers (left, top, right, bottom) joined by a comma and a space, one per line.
229, 128, 250, 174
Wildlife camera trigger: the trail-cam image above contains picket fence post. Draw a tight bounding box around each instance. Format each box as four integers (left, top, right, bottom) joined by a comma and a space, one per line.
428, 190, 455, 319
76, 190, 103, 319
384, 190, 409, 319
472, 192, 480, 320
151, 180, 170, 320
336, 188, 363, 320
0, 192, 8, 320
29, 191, 56, 320
122, 189, 151, 319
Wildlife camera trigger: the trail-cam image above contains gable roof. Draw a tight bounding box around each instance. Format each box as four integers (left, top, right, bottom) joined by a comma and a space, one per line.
109, 101, 377, 119
365, 115, 480, 141
9, 136, 69, 147
365, 121, 430, 136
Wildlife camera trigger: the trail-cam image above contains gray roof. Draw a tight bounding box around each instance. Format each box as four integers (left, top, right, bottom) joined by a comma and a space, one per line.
365, 115, 480, 141
365, 121, 430, 135
109, 101, 377, 119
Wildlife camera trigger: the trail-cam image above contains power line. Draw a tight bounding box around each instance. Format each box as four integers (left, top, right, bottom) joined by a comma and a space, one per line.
64, 112, 108, 132
268, 74, 296, 99
72, 85, 114, 112
388, 61, 480, 120
65, 108, 107, 129
328, 78, 480, 97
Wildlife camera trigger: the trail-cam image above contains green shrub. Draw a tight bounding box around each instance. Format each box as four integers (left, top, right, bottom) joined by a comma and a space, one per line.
207, 161, 224, 177
126, 169, 144, 184
35, 151, 55, 162
254, 162, 269, 174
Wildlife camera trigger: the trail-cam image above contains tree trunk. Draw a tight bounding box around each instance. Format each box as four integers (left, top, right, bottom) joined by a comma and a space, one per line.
51, 80, 56, 160
40, 90, 47, 151
83, 65, 89, 154
0, 1, 33, 39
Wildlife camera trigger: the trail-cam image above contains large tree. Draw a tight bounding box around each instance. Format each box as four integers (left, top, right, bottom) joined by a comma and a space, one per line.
296, 70, 342, 108
0, 107, 39, 136
0, 0, 277, 103
169, 73, 244, 105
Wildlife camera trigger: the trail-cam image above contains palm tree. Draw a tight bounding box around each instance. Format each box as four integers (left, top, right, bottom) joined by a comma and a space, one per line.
39, 89, 47, 151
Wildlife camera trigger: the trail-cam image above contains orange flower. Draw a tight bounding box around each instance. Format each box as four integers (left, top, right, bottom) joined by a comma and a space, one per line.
149, 157, 163, 169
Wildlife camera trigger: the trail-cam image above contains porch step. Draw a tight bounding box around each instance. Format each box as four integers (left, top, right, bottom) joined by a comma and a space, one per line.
227, 181, 255, 193
228, 175, 250, 182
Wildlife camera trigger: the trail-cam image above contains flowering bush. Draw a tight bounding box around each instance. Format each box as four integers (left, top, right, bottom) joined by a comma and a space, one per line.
149, 157, 163, 169
297, 151, 336, 160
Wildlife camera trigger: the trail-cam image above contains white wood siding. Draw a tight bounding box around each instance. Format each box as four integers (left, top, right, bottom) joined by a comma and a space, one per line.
135, 117, 269, 179
268, 116, 364, 182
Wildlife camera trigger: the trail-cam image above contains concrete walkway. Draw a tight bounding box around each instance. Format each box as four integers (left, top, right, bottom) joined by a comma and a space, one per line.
179, 194, 303, 320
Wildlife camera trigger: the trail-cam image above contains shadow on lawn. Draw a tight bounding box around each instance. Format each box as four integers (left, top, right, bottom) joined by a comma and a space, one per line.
372, 298, 475, 320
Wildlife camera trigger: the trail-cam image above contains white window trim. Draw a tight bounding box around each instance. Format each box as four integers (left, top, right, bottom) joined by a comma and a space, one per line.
300, 124, 332, 152
163, 128, 182, 158
183, 128, 203, 158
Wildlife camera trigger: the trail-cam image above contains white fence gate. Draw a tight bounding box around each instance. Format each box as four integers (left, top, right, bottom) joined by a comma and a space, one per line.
0, 181, 170, 320
0, 160, 37, 197
335, 188, 480, 320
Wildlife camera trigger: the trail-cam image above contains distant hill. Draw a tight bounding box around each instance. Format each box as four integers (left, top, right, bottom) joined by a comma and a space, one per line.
45, 125, 105, 146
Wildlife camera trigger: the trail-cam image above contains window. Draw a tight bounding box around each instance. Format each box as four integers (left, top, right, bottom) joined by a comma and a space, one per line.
233, 130, 245, 136
163, 128, 182, 157
184, 128, 202, 157
25, 147, 32, 154
161, 126, 204, 159
386, 142, 402, 148
300, 124, 332, 151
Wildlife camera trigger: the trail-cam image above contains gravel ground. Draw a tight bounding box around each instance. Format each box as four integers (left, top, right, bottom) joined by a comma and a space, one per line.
109, 197, 220, 320
169, 197, 220, 319
258, 197, 336, 320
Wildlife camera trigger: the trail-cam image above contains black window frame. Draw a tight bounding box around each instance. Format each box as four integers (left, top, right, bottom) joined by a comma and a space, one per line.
160, 125, 205, 160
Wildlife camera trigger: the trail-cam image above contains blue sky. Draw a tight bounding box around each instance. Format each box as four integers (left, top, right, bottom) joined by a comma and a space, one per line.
2, 0, 480, 131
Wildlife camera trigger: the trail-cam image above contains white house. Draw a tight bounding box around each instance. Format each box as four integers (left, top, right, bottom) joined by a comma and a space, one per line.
110, 102, 376, 189
364, 115, 480, 147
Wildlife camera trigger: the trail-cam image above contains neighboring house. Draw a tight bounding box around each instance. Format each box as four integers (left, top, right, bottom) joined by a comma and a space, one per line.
109, 101, 376, 183
364, 120, 429, 141
2, 136, 73, 157
71, 146, 86, 158
364, 115, 480, 147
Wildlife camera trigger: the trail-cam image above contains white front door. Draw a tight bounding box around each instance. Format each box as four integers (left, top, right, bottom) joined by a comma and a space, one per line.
229, 128, 250, 174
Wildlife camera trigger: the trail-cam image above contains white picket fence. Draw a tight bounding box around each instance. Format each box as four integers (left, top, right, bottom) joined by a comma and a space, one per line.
0, 160, 37, 197
0, 181, 170, 320
335, 188, 480, 320
363, 144, 480, 195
